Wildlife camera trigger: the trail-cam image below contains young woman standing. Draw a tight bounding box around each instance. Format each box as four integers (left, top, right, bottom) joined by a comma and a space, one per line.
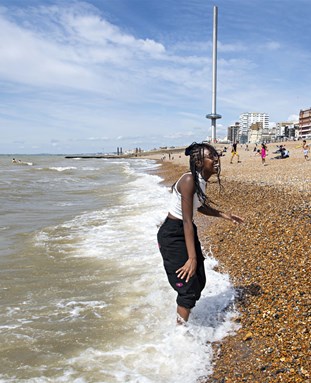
157, 142, 244, 324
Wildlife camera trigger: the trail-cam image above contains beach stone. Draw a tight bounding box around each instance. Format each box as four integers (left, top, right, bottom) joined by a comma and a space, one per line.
243, 332, 253, 341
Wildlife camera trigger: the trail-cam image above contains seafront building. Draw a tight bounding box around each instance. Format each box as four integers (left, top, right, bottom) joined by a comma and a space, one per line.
227, 122, 240, 143
275, 122, 299, 140
239, 112, 269, 144
299, 108, 311, 138
225, 108, 310, 144
226, 112, 301, 144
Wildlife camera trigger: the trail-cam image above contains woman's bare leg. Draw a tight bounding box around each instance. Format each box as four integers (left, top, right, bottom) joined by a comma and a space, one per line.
177, 305, 190, 324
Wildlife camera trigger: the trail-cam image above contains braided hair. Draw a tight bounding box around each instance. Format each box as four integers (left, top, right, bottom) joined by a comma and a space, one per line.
184, 142, 221, 207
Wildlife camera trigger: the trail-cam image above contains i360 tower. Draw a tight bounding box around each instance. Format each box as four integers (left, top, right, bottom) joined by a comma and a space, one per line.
206, 6, 221, 142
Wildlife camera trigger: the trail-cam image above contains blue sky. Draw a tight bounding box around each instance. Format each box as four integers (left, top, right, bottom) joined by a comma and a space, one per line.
1, 0, 310, 154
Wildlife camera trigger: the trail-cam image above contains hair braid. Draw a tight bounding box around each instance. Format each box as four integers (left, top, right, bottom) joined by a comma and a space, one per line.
185, 142, 222, 207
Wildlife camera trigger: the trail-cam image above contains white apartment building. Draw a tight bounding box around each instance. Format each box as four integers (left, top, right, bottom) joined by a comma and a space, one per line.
239, 112, 269, 143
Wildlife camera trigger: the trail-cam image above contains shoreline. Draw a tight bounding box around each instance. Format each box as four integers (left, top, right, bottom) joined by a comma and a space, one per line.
150, 143, 310, 383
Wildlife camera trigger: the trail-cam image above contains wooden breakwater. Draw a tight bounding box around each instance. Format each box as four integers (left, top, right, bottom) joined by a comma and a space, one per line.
64, 154, 134, 159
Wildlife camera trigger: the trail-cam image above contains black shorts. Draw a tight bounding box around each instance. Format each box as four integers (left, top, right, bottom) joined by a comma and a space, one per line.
157, 217, 206, 309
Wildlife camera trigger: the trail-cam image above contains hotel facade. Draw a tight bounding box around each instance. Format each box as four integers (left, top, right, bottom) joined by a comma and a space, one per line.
299, 108, 311, 138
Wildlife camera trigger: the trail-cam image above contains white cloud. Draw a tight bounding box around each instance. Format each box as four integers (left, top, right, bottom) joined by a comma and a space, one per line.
87, 136, 109, 141
263, 41, 281, 50
218, 41, 247, 53
0, 4, 166, 94
287, 114, 299, 122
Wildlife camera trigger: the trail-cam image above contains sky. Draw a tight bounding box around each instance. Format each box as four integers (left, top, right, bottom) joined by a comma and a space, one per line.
1, 0, 310, 154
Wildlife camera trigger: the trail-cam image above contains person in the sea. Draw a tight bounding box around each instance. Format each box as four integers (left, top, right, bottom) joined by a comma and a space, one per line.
157, 142, 244, 325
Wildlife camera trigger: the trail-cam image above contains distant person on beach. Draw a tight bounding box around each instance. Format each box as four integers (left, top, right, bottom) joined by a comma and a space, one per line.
157, 142, 244, 325
271, 145, 289, 159
230, 141, 241, 164
282, 148, 289, 158
297, 140, 309, 160
279, 146, 289, 159
12, 158, 17, 163
260, 143, 268, 165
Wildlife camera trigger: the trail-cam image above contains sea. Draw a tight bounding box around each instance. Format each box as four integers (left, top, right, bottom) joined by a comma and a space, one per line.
0, 155, 239, 383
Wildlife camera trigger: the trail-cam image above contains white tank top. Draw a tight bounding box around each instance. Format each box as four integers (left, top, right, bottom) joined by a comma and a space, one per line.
168, 172, 206, 220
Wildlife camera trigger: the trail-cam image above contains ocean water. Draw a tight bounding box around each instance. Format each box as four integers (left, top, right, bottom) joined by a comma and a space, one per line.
0, 155, 239, 383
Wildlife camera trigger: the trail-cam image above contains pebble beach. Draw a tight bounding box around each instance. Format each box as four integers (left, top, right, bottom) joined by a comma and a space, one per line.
142, 141, 310, 383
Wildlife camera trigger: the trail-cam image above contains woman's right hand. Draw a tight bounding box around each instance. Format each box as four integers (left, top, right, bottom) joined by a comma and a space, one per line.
176, 258, 197, 283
